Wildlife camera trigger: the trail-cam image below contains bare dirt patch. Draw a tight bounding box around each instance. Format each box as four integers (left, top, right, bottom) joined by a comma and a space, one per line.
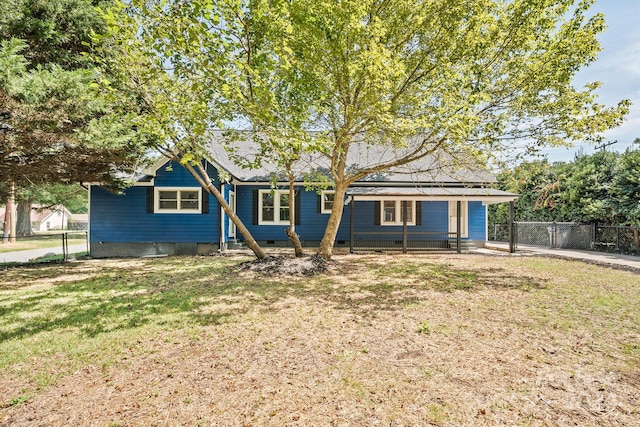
1, 254, 639, 426
236, 254, 335, 276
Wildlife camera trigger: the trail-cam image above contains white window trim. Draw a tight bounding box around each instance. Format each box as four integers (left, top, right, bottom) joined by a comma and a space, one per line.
380, 200, 416, 226
258, 189, 293, 225
155, 187, 201, 214
448, 201, 469, 238
321, 190, 335, 214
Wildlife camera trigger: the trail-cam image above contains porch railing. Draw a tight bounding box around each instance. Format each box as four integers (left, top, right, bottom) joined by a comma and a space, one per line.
350, 231, 458, 253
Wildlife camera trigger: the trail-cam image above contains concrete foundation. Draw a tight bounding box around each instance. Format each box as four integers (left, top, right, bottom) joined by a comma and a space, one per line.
90, 242, 219, 258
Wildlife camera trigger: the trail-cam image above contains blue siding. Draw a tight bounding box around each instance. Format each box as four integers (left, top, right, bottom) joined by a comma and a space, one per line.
153, 161, 215, 187
232, 191, 453, 242
422, 201, 449, 232
349, 201, 449, 233
467, 201, 486, 241
350, 201, 376, 233
92, 160, 488, 246
90, 161, 220, 243
234, 185, 351, 242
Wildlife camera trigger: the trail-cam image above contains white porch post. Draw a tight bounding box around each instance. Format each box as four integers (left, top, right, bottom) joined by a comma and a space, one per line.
402, 201, 408, 254
349, 197, 354, 253
456, 200, 461, 254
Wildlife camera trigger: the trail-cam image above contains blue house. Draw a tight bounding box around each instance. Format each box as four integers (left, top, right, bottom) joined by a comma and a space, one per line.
88, 133, 517, 257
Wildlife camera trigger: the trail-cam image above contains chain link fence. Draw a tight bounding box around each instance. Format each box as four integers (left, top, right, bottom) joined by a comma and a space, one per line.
491, 223, 511, 242
0, 232, 88, 266
491, 222, 639, 255
594, 225, 640, 255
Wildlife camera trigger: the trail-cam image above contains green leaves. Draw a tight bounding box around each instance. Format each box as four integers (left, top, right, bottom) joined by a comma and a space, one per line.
492, 145, 640, 226
97, 0, 630, 258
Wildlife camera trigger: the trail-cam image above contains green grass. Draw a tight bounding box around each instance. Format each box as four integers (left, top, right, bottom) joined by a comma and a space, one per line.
0, 254, 638, 425
0, 234, 86, 253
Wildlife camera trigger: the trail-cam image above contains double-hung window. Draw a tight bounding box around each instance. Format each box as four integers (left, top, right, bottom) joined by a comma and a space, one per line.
259, 190, 292, 225
155, 188, 201, 213
381, 200, 415, 225
320, 190, 335, 214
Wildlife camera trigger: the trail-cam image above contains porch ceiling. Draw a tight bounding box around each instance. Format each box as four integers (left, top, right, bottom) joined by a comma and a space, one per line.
346, 186, 518, 203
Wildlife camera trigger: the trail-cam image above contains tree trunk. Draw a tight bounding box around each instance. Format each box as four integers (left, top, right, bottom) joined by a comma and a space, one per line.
634, 228, 639, 250
16, 200, 33, 236
316, 184, 348, 260
285, 173, 304, 257
1, 199, 9, 244
186, 161, 267, 259
5, 181, 17, 243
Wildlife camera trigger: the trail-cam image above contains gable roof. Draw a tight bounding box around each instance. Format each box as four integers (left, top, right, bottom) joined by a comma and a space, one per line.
140, 130, 501, 188
31, 205, 72, 223
204, 130, 496, 185
0, 205, 71, 223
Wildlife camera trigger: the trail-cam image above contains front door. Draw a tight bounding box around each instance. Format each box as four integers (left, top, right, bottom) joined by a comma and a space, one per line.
448, 201, 468, 238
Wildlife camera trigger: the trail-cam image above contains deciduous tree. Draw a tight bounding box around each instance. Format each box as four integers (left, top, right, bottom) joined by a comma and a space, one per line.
104, 0, 629, 260
97, 2, 269, 259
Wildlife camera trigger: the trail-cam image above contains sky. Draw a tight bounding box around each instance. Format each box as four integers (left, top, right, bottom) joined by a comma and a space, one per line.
540, 0, 640, 162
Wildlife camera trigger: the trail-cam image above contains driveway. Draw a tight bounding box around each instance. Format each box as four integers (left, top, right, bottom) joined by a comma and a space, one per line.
483, 241, 639, 272
0, 244, 88, 264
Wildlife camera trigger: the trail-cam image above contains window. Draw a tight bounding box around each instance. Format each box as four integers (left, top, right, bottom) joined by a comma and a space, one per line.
155, 188, 201, 213
381, 200, 415, 225
259, 190, 293, 225
448, 201, 468, 237
321, 190, 335, 214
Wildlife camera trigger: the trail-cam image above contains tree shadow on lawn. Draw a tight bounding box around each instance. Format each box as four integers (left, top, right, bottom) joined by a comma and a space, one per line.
230, 259, 548, 316
0, 256, 549, 342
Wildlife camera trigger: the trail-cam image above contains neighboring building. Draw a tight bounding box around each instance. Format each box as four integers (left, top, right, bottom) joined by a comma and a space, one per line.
1, 204, 81, 233
68, 213, 88, 230
88, 133, 518, 258
31, 205, 73, 232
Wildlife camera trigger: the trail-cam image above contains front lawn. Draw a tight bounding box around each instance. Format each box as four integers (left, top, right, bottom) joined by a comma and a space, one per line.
0, 254, 638, 426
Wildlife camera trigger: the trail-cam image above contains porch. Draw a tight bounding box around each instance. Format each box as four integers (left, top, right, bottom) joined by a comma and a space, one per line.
346, 186, 518, 254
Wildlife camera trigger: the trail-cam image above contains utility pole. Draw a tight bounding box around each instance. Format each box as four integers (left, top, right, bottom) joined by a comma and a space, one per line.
595, 140, 617, 151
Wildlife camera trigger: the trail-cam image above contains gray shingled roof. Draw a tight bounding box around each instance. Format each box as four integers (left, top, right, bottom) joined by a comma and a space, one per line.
205, 130, 496, 185
346, 186, 518, 201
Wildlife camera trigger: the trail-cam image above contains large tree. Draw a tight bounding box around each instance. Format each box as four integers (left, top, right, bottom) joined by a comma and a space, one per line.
489, 159, 570, 225
1, 0, 149, 240
96, 3, 270, 259
489, 145, 640, 231
611, 143, 640, 248
561, 149, 618, 223
0, 0, 108, 69
0, 39, 146, 189
612, 145, 640, 226
270, 0, 629, 258
105, 0, 629, 260
5, 183, 88, 236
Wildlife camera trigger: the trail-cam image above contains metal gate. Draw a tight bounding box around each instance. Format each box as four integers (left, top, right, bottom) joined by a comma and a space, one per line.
514, 222, 593, 249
